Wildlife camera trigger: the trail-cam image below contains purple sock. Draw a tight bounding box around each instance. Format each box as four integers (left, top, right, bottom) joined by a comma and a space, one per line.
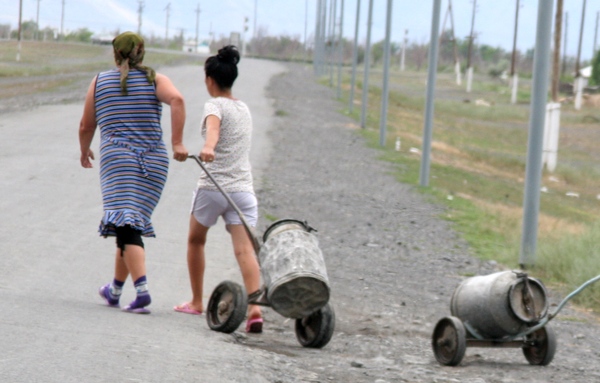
128, 276, 151, 309
100, 279, 125, 306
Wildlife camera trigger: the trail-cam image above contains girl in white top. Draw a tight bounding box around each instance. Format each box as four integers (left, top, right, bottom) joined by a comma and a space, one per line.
175, 45, 263, 333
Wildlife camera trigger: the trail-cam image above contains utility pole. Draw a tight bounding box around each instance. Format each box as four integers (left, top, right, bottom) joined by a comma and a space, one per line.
400, 29, 407, 71
552, 0, 564, 103
360, 0, 374, 129
137, 0, 144, 36
164, 3, 171, 48
562, 12, 568, 76
378, 0, 393, 147
510, 0, 521, 104
520, 0, 555, 267
17, 0, 23, 62
466, 0, 477, 93
328, 0, 337, 87
60, 0, 65, 40
543, 0, 563, 174
195, 3, 201, 51
253, 0, 258, 40
594, 11, 599, 57
448, 0, 460, 84
336, 0, 344, 100
348, 0, 361, 112
419, 0, 443, 187
35, 0, 41, 41
304, 0, 309, 61
574, 0, 587, 110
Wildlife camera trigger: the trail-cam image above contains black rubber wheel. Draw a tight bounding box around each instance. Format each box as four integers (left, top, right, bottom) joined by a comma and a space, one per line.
206, 281, 248, 334
432, 316, 467, 366
523, 325, 557, 366
295, 302, 335, 348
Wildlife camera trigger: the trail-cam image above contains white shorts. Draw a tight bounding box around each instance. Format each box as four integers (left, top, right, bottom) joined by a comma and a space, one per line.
191, 189, 258, 227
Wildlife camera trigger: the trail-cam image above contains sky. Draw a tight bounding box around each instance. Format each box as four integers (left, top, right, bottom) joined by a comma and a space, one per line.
1, 0, 599, 61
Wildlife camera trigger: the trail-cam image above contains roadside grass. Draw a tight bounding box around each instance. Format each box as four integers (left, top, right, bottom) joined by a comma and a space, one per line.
0, 41, 204, 78
331, 68, 600, 312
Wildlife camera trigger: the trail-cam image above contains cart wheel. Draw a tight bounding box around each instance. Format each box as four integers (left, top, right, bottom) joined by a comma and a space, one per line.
432, 316, 467, 366
523, 325, 557, 366
295, 302, 335, 348
206, 281, 248, 334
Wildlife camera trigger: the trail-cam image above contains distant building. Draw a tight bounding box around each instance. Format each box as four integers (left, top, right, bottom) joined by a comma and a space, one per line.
92, 34, 115, 45
0, 24, 10, 39
182, 39, 210, 54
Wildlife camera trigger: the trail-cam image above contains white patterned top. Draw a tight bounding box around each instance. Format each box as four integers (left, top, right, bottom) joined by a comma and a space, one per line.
196, 97, 254, 193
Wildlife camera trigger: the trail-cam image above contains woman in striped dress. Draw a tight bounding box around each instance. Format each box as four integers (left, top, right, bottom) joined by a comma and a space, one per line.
79, 32, 188, 313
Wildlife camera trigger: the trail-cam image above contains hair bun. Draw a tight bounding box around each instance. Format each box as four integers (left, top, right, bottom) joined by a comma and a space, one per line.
217, 45, 240, 65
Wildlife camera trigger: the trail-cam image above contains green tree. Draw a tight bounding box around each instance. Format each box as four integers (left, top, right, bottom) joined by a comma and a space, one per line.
590, 50, 600, 86
64, 28, 94, 43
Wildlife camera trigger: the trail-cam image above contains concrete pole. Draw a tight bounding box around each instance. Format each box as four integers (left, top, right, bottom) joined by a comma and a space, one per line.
304, 0, 309, 62
520, 0, 555, 268
17, 0, 23, 62
510, 0, 521, 104
138, 0, 144, 36
448, 0, 460, 84
60, 0, 65, 40
466, 0, 477, 93
574, 0, 587, 110
400, 29, 407, 71
379, 0, 393, 147
164, 3, 171, 48
360, 0, 374, 129
594, 11, 599, 56
552, 0, 563, 103
329, 0, 337, 87
35, 0, 41, 41
419, 0, 442, 187
253, 0, 258, 40
336, 0, 345, 99
195, 4, 201, 51
348, 0, 361, 112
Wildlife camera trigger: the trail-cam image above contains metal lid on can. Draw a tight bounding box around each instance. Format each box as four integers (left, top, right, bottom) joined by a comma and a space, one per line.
508, 276, 549, 323
262, 219, 316, 243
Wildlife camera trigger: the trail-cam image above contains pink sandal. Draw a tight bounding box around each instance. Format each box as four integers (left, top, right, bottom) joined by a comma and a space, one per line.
246, 317, 263, 333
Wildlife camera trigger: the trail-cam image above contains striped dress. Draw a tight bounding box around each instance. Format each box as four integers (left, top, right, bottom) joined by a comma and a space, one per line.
95, 69, 169, 238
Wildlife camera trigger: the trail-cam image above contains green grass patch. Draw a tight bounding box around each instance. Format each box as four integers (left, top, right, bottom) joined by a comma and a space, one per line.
338, 66, 600, 313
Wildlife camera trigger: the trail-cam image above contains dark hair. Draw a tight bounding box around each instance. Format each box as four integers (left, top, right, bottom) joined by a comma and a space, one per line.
204, 45, 240, 90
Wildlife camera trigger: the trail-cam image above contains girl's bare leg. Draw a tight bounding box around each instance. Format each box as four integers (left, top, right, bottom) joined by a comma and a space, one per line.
175, 214, 208, 313
229, 224, 262, 320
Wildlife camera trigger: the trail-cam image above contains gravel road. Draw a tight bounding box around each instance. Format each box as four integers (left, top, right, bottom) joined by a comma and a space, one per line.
3, 59, 600, 383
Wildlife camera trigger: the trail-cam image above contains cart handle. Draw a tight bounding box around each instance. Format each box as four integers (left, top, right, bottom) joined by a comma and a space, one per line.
188, 155, 262, 254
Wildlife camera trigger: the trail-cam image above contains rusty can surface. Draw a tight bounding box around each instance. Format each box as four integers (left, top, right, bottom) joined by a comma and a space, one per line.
259, 219, 330, 319
450, 270, 548, 339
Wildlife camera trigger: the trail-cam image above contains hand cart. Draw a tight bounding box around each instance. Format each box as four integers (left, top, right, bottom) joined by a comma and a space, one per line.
188, 155, 335, 348
432, 270, 600, 366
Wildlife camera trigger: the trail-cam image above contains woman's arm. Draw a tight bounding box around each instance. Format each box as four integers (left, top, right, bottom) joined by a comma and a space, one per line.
79, 76, 97, 168
155, 73, 188, 161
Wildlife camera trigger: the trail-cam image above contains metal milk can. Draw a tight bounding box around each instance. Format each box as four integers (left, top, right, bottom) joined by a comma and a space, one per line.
258, 219, 330, 319
450, 270, 549, 339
